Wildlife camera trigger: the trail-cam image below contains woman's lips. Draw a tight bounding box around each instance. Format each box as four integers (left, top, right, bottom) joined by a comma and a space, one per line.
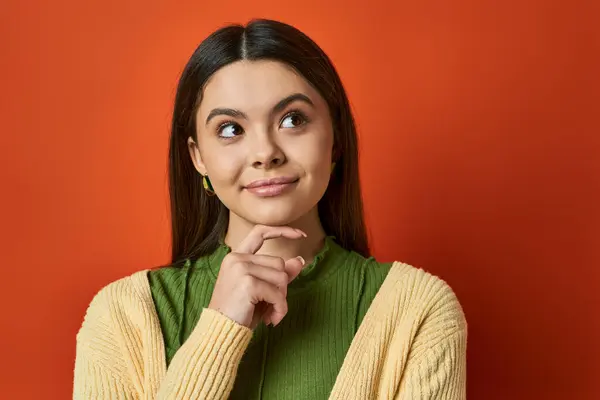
244, 177, 299, 197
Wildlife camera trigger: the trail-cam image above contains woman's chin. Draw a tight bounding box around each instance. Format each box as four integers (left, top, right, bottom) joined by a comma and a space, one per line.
242, 203, 307, 227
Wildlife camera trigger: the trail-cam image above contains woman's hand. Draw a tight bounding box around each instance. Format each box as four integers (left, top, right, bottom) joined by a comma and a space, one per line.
207, 225, 306, 329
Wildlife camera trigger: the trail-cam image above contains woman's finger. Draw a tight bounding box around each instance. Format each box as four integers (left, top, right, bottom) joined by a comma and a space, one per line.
284, 256, 305, 282
250, 279, 288, 326
235, 225, 307, 254
262, 256, 306, 327
245, 263, 290, 293
235, 253, 287, 272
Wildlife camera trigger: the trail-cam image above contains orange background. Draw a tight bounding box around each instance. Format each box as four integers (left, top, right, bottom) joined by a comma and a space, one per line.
1, 0, 598, 398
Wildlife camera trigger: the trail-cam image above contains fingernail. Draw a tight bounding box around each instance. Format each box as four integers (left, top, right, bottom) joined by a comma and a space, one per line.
296, 256, 305, 265
295, 229, 307, 237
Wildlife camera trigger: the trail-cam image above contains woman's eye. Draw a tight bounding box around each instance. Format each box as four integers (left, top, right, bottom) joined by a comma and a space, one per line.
280, 112, 306, 129
218, 123, 243, 138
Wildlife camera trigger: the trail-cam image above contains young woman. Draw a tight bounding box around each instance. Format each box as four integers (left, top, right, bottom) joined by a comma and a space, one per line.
74, 19, 467, 399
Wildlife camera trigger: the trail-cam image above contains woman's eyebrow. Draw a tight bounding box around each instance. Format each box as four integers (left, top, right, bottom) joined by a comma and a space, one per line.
205, 108, 248, 126
270, 93, 314, 118
205, 93, 314, 127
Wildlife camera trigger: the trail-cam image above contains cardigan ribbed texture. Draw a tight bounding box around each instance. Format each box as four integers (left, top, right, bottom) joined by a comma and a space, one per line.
73, 249, 467, 399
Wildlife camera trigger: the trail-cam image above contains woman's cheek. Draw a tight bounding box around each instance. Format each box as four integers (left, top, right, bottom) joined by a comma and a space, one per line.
208, 151, 243, 185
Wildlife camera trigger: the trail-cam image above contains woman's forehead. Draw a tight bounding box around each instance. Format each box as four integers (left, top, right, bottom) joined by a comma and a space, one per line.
198, 60, 321, 116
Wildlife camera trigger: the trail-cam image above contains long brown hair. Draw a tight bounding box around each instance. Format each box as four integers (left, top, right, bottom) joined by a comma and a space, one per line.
169, 19, 370, 265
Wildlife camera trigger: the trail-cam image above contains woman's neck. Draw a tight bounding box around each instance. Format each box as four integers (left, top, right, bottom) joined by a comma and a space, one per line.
224, 207, 326, 265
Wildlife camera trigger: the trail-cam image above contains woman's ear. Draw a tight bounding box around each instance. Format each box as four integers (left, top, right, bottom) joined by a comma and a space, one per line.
187, 136, 207, 175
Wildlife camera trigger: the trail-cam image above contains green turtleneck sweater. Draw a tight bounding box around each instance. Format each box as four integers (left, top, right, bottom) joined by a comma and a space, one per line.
147, 236, 392, 399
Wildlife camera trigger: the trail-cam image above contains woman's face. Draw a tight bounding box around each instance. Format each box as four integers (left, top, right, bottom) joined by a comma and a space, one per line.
188, 60, 334, 226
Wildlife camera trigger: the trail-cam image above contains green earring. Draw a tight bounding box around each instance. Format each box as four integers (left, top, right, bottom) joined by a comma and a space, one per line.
331, 162, 336, 173
202, 175, 215, 195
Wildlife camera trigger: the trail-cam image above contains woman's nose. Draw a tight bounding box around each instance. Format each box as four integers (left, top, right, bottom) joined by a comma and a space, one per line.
249, 133, 286, 169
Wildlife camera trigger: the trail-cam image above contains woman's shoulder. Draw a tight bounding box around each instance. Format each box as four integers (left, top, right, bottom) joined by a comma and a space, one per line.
78, 258, 212, 331
376, 261, 467, 333
75, 270, 158, 379
89, 269, 152, 304
77, 270, 154, 337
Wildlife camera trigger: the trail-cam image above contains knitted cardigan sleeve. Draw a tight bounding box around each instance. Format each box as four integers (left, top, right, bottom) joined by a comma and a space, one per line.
73, 274, 253, 400
395, 273, 467, 399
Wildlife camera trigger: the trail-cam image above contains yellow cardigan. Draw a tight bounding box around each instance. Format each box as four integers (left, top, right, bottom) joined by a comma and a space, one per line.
73, 261, 467, 399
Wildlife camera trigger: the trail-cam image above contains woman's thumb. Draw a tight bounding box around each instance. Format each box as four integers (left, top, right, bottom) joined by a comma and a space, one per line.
284, 256, 305, 282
